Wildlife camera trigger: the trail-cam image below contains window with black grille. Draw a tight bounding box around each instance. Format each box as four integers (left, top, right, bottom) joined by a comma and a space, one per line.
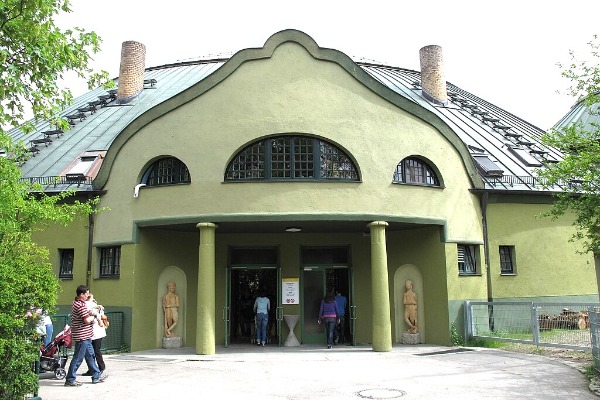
393, 157, 440, 186
100, 246, 121, 278
143, 157, 190, 186
59, 249, 74, 279
499, 245, 516, 274
458, 244, 477, 275
225, 136, 359, 181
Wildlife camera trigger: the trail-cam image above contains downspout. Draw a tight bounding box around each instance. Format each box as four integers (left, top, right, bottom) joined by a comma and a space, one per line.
481, 191, 492, 301
86, 202, 95, 287
481, 191, 495, 331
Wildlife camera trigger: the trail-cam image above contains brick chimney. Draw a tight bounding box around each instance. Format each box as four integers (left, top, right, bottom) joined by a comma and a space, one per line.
116, 41, 146, 104
419, 45, 448, 105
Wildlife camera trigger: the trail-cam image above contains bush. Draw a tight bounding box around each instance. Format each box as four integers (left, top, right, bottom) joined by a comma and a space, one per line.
0, 137, 96, 398
451, 322, 465, 346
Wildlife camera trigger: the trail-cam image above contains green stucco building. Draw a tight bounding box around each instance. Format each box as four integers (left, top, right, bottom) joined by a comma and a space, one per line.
11, 30, 598, 353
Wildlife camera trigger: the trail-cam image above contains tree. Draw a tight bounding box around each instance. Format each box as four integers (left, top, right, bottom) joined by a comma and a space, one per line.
0, 1, 108, 398
538, 35, 600, 255
0, 0, 112, 133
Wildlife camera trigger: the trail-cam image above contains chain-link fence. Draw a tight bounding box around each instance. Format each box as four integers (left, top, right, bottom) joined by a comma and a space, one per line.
589, 307, 600, 372
465, 301, 596, 351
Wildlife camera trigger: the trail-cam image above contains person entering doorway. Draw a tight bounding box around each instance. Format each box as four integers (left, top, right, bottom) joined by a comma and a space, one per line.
334, 289, 347, 344
254, 290, 270, 346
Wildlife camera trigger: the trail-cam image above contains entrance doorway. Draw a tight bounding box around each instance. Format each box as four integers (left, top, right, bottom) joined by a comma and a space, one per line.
225, 247, 281, 347
301, 246, 354, 345
228, 268, 278, 345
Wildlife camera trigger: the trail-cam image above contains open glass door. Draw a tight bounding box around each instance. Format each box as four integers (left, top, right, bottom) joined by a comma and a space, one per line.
224, 266, 231, 348
276, 266, 282, 347
349, 267, 356, 346
301, 267, 325, 344
300, 246, 352, 345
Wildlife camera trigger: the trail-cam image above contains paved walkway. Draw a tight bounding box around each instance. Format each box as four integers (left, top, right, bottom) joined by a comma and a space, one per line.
37, 344, 597, 399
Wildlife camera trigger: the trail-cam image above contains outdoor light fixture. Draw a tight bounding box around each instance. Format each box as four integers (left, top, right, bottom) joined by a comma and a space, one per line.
133, 183, 146, 198
285, 227, 301, 233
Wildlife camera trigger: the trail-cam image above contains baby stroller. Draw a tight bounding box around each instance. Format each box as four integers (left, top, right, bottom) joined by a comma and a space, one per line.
39, 324, 72, 379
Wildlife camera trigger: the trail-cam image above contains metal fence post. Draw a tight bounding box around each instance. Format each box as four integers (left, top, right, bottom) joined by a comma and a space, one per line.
589, 306, 600, 372
464, 300, 472, 340
531, 303, 540, 347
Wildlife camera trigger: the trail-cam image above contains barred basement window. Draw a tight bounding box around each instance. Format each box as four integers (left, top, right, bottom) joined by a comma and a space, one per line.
59, 249, 74, 279
100, 246, 121, 278
142, 157, 190, 186
499, 245, 516, 274
458, 244, 477, 275
393, 157, 440, 186
225, 135, 359, 181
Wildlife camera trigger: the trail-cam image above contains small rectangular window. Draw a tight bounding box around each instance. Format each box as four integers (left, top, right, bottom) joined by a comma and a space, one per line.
100, 246, 121, 278
499, 246, 516, 274
472, 155, 504, 177
59, 249, 74, 279
458, 244, 477, 275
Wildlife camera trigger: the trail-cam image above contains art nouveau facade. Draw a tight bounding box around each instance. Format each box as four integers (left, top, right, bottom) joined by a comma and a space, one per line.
14, 30, 597, 353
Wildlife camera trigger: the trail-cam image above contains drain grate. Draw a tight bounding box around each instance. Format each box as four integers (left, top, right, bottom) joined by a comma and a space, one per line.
415, 348, 474, 356
356, 388, 406, 399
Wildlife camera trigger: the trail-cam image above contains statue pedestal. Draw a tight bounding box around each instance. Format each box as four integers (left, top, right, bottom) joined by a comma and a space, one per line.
402, 332, 421, 345
283, 315, 300, 347
162, 336, 182, 349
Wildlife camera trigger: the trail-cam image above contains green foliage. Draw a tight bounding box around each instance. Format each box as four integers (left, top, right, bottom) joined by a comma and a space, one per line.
539, 35, 600, 254
0, 138, 98, 399
0, 1, 105, 397
0, 0, 114, 133
450, 322, 465, 346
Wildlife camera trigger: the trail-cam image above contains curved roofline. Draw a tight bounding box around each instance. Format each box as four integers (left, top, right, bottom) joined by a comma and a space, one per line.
93, 29, 483, 189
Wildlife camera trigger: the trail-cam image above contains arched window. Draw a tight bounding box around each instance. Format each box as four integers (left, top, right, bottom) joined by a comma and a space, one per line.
393, 157, 440, 186
225, 136, 359, 181
142, 157, 190, 186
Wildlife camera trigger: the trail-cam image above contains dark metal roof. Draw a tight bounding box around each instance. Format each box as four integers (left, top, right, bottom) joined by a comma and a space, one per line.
8, 46, 565, 193
553, 95, 600, 136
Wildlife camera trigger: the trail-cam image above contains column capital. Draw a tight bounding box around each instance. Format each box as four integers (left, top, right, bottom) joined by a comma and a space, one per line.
196, 222, 218, 230
368, 221, 389, 228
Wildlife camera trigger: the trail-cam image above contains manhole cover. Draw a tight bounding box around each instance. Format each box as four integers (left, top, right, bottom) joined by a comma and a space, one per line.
356, 388, 406, 399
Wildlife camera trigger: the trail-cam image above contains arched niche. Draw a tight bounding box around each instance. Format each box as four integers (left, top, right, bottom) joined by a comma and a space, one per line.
157, 266, 187, 347
393, 264, 425, 343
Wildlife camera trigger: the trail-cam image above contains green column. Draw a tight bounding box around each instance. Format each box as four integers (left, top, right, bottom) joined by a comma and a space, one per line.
369, 221, 392, 352
196, 222, 217, 355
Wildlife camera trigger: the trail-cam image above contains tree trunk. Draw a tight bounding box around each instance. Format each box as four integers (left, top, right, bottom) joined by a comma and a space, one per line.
594, 252, 600, 298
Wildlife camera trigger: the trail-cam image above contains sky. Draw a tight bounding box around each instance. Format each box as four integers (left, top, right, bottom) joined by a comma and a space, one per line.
55, 0, 599, 130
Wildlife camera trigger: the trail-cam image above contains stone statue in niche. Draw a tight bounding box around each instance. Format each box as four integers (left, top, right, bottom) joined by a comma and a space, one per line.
163, 281, 179, 337
403, 279, 418, 334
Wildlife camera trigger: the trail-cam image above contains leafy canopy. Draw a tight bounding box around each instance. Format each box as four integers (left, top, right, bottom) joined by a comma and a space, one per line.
539, 35, 600, 254
0, 1, 108, 398
0, 0, 112, 133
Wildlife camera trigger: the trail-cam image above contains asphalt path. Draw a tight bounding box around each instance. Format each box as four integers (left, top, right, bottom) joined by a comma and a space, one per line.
37, 344, 597, 399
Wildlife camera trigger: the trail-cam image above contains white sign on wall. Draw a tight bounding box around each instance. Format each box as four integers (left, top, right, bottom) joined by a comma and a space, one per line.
282, 278, 299, 304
